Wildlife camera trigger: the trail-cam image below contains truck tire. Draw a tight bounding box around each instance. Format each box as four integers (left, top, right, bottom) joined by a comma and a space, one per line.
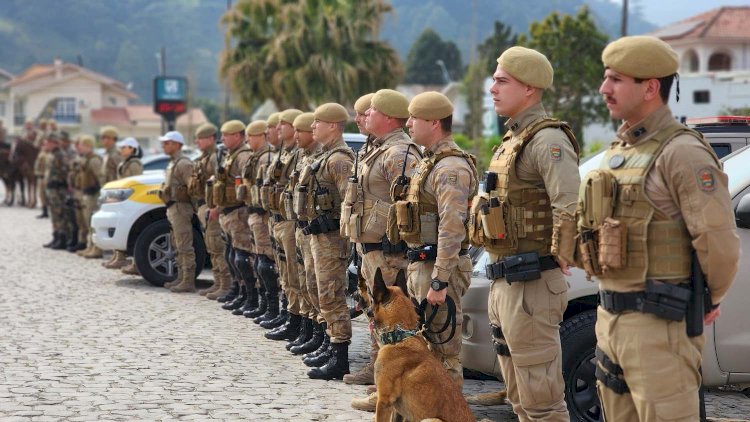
560, 309, 600, 422
133, 219, 207, 287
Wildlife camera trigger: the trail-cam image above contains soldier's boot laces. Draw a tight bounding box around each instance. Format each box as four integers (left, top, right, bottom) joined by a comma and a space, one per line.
350, 392, 377, 412
291, 321, 324, 355
266, 313, 301, 341
286, 317, 313, 351
307, 342, 350, 380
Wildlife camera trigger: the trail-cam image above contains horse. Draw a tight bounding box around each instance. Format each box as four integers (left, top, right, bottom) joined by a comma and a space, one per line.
0, 137, 38, 207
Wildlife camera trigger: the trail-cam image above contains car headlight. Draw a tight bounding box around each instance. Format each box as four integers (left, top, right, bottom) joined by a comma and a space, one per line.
99, 188, 134, 204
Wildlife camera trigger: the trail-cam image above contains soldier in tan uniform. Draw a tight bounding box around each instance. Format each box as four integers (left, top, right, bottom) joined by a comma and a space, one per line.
34, 119, 50, 218
295, 103, 354, 380
391, 92, 478, 388
285, 113, 323, 352
75, 135, 105, 258
66, 137, 88, 252
156, 131, 197, 292
470, 46, 581, 421
579, 36, 741, 422
186, 123, 233, 300
261, 109, 304, 335
214, 121, 257, 312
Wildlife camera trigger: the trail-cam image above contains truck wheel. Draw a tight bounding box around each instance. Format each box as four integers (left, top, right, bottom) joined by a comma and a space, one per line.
133, 219, 207, 287
561, 309, 600, 422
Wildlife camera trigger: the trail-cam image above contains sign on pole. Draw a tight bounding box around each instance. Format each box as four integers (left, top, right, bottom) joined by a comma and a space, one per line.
153, 76, 188, 130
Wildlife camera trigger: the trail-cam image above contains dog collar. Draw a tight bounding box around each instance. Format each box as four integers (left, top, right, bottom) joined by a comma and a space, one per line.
376, 324, 419, 346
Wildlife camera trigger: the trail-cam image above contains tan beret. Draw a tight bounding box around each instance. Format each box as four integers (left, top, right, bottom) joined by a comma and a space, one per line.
39, 119, 48, 125
195, 122, 217, 138
46, 132, 60, 142
354, 93, 375, 114
47, 119, 57, 126
99, 125, 119, 138
79, 134, 95, 148
371, 89, 410, 119
267, 112, 280, 126
220, 120, 246, 134
408, 91, 454, 120
314, 103, 349, 123
602, 36, 678, 79
279, 109, 303, 124
246, 120, 268, 136
293, 113, 315, 132
497, 46, 553, 89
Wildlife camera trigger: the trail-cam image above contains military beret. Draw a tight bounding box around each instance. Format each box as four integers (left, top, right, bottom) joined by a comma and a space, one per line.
39, 118, 48, 125
60, 131, 70, 141
497, 46, 554, 89
371, 89, 409, 119
293, 113, 315, 132
195, 122, 217, 138
314, 103, 349, 123
246, 120, 268, 136
46, 132, 60, 142
220, 120, 246, 134
267, 112, 281, 126
279, 109, 303, 124
354, 93, 375, 114
602, 36, 678, 79
78, 134, 95, 148
99, 125, 119, 138
408, 91, 454, 120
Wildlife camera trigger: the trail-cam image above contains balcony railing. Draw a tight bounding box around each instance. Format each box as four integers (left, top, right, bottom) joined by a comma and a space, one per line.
52, 114, 82, 124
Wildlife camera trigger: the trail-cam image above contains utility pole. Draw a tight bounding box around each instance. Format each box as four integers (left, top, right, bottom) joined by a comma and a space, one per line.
222, 0, 232, 123
621, 0, 629, 37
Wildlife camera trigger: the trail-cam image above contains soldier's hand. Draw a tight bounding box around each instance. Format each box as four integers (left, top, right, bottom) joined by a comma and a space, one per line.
555, 256, 572, 276
426, 287, 447, 306
208, 207, 219, 222
704, 305, 721, 325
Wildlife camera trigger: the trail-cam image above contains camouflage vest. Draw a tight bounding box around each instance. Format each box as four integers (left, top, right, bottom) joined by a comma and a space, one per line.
297, 144, 354, 221
188, 148, 215, 199
76, 153, 100, 191
481, 117, 579, 258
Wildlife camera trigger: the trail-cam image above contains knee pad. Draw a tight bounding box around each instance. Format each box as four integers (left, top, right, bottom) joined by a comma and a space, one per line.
234, 249, 255, 283
491, 324, 511, 357
257, 255, 278, 290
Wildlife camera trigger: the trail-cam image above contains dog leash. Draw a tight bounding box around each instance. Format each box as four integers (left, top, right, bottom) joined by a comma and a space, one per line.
414, 297, 457, 345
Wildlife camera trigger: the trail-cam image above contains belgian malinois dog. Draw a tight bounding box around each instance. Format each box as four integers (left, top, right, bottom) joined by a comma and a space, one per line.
369, 268, 475, 422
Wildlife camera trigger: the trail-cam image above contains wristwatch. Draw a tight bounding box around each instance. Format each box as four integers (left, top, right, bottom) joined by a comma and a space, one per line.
430, 279, 449, 291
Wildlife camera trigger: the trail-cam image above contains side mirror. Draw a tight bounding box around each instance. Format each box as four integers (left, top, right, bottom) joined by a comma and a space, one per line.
736, 193, 750, 229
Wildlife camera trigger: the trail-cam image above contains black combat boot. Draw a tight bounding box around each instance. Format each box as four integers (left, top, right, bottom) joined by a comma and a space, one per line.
67, 242, 86, 252
291, 321, 324, 355
51, 233, 68, 250
43, 232, 60, 248
303, 336, 332, 367
265, 313, 301, 341
222, 284, 247, 310
286, 317, 313, 351
260, 294, 288, 329
217, 281, 239, 303
36, 206, 48, 219
65, 235, 78, 251
254, 291, 279, 324
307, 342, 350, 380
233, 283, 258, 316
244, 286, 267, 318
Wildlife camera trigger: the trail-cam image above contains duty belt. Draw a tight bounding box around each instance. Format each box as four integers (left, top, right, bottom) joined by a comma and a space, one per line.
220, 204, 243, 215
361, 238, 408, 255
599, 280, 691, 322
247, 206, 265, 215
271, 214, 284, 223
485, 252, 558, 283
406, 245, 469, 263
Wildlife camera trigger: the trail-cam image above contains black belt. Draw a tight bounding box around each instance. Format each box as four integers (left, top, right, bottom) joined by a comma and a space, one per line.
302, 215, 340, 236
46, 181, 68, 189
247, 206, 265, 215
599, 281, 690, 322
485, 252, 558, 282
271, 214, 284, 223
361, 239, 408, 255
406, 245, 468, 263
196, 199, 206, 207
221, 204, 243, 215
297, 220, 309, 229
595, 347, 629, 394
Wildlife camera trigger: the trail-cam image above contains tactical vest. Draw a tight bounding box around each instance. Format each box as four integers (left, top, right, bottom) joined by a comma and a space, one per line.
160, 156, 192, 204
296, 145, 354, 221
578, 122, 706, 289
341, 135, 422, 243
213, 147, 250, 207
243, 146, 271, 208
76, 154, 100, 192
263, 146, 298, 216
477, 118, 579, 258
188, 149, 215, 199
394, 148, 478, 248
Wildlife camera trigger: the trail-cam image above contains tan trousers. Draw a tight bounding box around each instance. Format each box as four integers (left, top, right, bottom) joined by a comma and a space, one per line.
595, 308, 703, 422
248, 212, 273, 258
219, 206, 253, 252
166, 202, 196, 283
73, 191, 88, 244
197, 204, 231, 287
310, 231, 351, 343
296, 227, 318, 322
81, 193, 99, 249
407, 255, 472, 388
488, 265, 569, 422
273, 220, 300, 315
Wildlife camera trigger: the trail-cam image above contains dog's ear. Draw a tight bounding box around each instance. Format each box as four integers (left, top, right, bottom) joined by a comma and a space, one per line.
372, 268, 390, 305
394, 269, 409, 298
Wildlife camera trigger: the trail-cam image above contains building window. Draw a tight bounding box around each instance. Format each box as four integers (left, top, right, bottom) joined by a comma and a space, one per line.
109, 96, 117, 106
54, 97, 78, 123
708, 52, 732, 71
693, 90, 710, 104
682, 50, 699, 73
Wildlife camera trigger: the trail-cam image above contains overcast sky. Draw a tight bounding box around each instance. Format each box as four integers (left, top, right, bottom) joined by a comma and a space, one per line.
609, 0, 750, 27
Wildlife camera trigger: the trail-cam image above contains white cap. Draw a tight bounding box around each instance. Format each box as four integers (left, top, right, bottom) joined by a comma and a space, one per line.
158, 131, 184, 144
116, 137, 140, 149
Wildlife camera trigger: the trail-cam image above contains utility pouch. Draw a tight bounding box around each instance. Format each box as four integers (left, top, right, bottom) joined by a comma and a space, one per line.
340, 204, 352, 237
344, 181, 358, 205
158, 185, 171, 204
551, 211, 577, 264
468, 196, 487, 246
484, 171, 498, 193
250, 184, 261, 207
260, 182, 272, 210
206, 180, 215, 209
481, 197, 507, 240
390, 176, 409, 202
394, 200, 418, 235
598, 218, 627, 272
385, 204, 400, 244
269, 185, 282, 212
213, 181, 226, 207
315, 188, 333, 213
579, 229, 602, 279
236, 184, 248, 202
293, 186, 308, 218
581, 169, 618, 228
224, 184, 237, 204
643, 280, 691, 322
419, 212, 438, 245
175, 186, 192, 203
187, 174, 202, 198
282, 191, 295, 220
504, 252, 542, 283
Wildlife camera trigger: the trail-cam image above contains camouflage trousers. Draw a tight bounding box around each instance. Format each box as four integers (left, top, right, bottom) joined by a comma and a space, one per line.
81, 193, 99, 249
219, 206, 253, 252
197, 204, 231, 287
45, 188, 68, 234
272, 220, 300, 315
73, 191, 88, 244
295, 227, 318, 322
166, 202, 196, 283
407, 254, 472, 388
310, 231, 351, 343
248, 212, 273, 258
35, 152, 47, 207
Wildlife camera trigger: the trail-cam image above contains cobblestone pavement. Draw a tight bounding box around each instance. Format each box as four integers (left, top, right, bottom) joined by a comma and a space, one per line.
0, 205, 748, 421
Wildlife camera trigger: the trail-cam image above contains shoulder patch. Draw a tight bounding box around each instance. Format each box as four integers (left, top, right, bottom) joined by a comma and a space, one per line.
549, 144, 562, 161
697, 168, 716, 192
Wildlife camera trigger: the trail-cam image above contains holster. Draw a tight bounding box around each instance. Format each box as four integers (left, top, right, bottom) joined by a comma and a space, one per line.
486, 252, 559, 283
302, 214, 340, 236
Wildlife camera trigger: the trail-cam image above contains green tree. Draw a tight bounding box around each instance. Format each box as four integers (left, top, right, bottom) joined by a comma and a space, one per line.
404, 29, 463, 84
518, 7, 609, 147
477, 21, 517, 74
220, 0, 401, 110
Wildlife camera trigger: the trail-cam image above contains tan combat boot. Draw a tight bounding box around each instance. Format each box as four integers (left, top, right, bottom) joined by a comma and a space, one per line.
103, 251, 128, 269
198, 280, 219, 296
121, 262, 140, 275
464, 389, 508, 406
76, 245, 92, 257
350, 391, 377, 412
170, 274, 196, 293
206, 276, 231, 300
83, 246, 103, 259
344, 335, 377, 385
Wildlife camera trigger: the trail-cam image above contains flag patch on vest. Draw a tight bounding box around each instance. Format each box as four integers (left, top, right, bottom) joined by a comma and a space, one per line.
697, 168, 715, 192
549, 144, 562, 161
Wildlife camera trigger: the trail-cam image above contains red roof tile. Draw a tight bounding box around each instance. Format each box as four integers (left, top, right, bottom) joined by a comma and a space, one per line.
652, 6, 750, 41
